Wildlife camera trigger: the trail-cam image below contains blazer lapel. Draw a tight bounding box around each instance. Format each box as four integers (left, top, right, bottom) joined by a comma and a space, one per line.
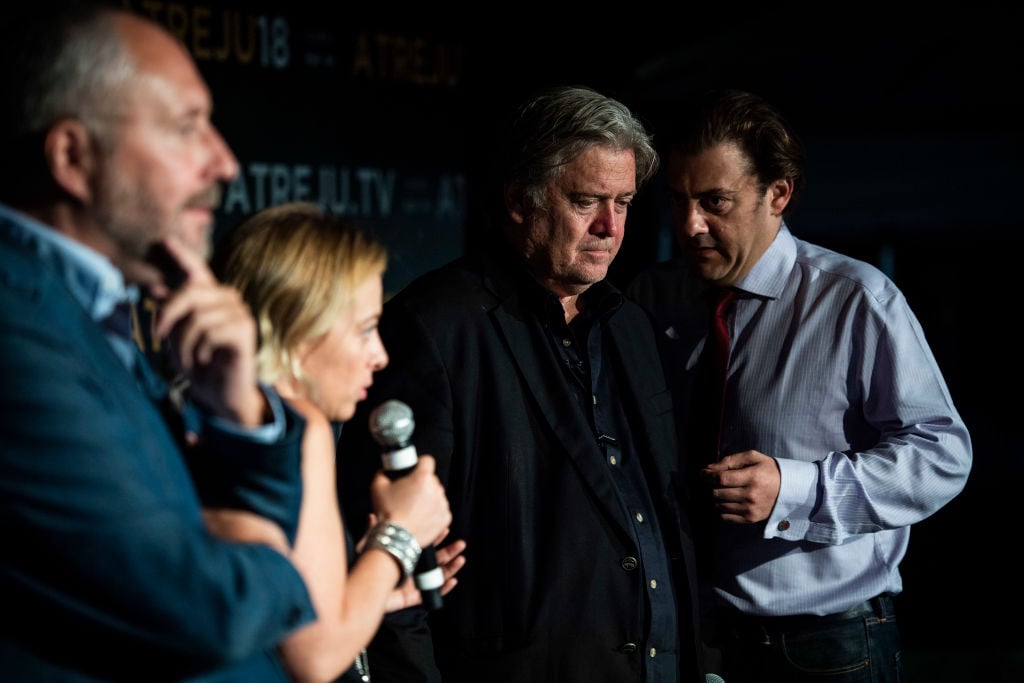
489, 282, 633, 541
605, 312, 676, 494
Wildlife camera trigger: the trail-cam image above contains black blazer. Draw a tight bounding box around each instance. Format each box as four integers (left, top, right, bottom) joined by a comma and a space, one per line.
339, 249, 704, 682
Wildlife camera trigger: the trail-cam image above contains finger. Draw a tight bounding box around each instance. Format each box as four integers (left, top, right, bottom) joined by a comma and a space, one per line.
718, 513, 747, 525
438, 577, 460, 597
162, 234, 216, 286
442, 555, 466, 581
155, 285, 213, 341
154, 258, 245, 337
435, 538, 466, 564
711, 487, 743, 505
712, 470, 747, 489
164, 290, 252, 366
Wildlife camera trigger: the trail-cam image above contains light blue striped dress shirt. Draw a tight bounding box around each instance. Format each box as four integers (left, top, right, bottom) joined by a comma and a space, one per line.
632, 223, 972, 618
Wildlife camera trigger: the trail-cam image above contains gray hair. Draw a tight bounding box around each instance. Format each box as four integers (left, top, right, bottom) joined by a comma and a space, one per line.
0, 3, 136, 204
503, 85, 659, 213
25, 7, 134, 146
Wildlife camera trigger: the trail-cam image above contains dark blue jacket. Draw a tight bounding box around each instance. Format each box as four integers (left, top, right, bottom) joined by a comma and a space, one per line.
0, 211, 315, 681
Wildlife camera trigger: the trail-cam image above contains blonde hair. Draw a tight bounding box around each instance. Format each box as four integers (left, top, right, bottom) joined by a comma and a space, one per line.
219, 202, 387, 393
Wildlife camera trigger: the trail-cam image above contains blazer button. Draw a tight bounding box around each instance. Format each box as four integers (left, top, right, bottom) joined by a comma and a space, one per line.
620, 556, 638, 571
620, 642, 638, 654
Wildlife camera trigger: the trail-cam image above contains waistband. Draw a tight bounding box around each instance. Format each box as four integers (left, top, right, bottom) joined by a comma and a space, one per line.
719, 595, 895, 643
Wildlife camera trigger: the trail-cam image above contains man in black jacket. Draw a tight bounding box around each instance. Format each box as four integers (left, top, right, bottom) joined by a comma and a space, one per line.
339, 85, 704, 683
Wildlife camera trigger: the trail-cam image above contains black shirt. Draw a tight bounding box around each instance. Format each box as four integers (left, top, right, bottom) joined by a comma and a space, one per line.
532, 278, 681, 683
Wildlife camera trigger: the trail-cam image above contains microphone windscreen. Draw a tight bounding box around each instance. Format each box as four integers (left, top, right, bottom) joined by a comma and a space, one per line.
369, 399, 415, 447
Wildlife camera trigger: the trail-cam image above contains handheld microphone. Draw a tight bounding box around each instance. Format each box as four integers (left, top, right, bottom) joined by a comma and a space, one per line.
368, 399, 444, 611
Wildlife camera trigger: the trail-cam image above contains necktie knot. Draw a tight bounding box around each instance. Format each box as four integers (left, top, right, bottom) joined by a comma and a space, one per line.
712, 287, 736, 321
709, 287, 736, 363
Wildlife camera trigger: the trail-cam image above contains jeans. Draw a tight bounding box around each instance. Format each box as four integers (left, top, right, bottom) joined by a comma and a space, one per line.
713, 596, 903, 682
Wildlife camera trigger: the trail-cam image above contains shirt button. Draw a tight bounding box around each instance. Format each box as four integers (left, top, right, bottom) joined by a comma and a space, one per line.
650, 579, 657, 589
778, 519, 791, 531
635, 512, 644, 523
620, 556, 638, 571
562, 338, 572, 347
608, 455, 617, 466
620, 642, 638, 654
649, 647, 657, 658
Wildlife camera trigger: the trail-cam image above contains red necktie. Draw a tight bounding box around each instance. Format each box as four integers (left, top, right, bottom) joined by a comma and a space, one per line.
708, 287, 736, 461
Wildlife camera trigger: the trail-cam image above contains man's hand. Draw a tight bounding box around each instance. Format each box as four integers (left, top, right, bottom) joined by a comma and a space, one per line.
152, 236, 267, 428
702, 450, 781, 524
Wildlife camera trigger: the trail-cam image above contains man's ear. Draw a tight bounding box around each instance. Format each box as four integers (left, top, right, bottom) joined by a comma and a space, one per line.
43, 119, 96, 203
768, 178, 793, 216
504, 185, 525, 225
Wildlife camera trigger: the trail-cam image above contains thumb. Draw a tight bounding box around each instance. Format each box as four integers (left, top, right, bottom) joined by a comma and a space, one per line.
415, 454, 436, 475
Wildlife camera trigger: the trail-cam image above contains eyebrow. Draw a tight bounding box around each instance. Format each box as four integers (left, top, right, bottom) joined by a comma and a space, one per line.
666, 185, 736, 198
698, 186, 736, 196
568, 190, 637, 200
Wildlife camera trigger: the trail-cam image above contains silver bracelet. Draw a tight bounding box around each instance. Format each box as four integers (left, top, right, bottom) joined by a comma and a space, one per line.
364, 520, 421, 587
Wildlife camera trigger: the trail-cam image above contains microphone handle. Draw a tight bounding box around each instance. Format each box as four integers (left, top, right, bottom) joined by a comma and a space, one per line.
382, 455, 444, 611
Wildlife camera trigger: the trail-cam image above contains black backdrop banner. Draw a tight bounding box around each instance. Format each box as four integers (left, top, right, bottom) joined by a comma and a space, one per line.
121, 0, 470, 296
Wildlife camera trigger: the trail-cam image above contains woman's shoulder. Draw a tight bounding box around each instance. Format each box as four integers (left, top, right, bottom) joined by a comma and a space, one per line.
281, 394, 335, 454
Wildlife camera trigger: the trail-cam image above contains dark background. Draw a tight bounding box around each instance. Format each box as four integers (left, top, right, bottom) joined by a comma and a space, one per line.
44, 1, 1024, 679
473, 13, 1024, 680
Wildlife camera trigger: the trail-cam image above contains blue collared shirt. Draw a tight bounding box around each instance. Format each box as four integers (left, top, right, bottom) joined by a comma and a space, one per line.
0, 203, 140, 366
634, 223, 972, 618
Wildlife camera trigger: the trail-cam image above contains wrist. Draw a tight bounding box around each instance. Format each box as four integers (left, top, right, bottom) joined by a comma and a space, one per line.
231, 386, 271, 428
363, 520, 422, 587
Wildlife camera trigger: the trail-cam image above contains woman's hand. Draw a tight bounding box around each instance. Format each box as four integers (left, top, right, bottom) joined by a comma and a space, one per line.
384, 532, 467, 613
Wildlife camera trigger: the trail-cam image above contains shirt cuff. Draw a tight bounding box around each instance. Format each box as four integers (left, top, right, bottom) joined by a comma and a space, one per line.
206, 384, 286, 443
763, 457, 818, 540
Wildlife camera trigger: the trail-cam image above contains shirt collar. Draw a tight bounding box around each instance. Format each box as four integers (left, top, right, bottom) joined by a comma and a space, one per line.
518, 270, 623, 327
736, 221, 797, 301
0, 203, 139, 323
